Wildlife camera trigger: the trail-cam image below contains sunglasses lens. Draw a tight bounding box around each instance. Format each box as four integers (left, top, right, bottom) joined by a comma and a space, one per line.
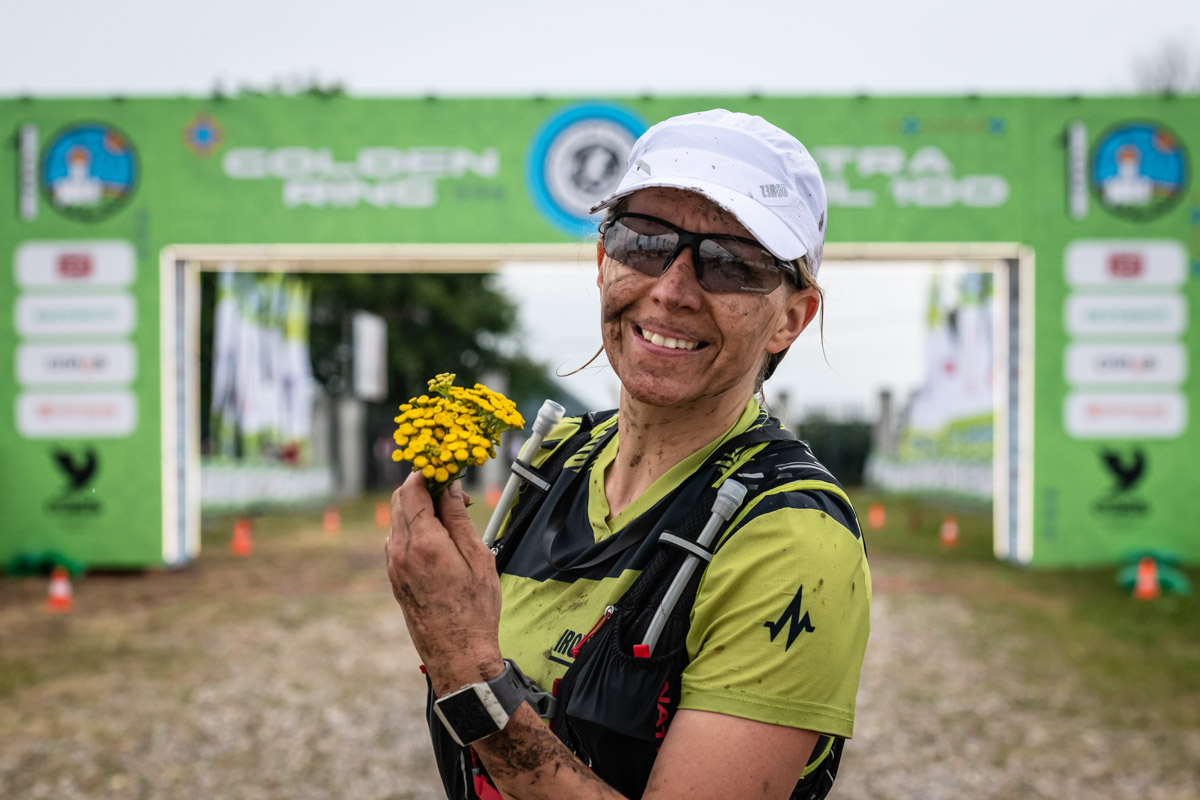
603, 216, 679, 278
697, 239, 782, 294
604, 214, 785, 294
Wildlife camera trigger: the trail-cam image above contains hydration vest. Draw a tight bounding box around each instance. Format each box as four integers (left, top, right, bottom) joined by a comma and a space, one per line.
425, 410, 855, 799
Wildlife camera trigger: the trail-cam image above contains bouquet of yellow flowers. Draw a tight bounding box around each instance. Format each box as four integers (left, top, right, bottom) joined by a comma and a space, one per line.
392, 373, 525, 499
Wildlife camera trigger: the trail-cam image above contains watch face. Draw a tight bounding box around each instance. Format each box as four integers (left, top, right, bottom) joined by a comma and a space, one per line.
436, 686, 502, 745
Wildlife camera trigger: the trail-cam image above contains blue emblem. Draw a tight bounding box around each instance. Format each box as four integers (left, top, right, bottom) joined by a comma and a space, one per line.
1091, 122, 1187, 221
182, 113, 224, 157
41, 123, 138, 221
526, 104, 646, 236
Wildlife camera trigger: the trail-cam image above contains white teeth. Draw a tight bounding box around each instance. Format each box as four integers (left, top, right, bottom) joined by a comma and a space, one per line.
644, 330, 698, 350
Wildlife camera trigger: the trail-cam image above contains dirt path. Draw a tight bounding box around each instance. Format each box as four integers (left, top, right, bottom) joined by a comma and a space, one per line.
839, 572, 1200, 799
1, 515, 1196, 799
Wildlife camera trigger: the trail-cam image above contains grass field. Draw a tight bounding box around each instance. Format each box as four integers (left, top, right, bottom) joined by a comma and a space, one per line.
848, 489, 1200, 729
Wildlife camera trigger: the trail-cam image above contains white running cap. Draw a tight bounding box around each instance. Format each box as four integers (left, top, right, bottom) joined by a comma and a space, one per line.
590, 108, 827, 276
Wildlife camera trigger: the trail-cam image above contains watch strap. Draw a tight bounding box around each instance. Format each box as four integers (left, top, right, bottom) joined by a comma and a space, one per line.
485, 659, 528, 717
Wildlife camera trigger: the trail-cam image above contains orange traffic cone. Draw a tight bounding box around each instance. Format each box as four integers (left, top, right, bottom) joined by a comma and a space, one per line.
46, 567, 74, 613
485, 484, 503, 510
1134, 556, 1161, 601
375, 502, 390, 530
323, 506, 341, 535
867, 502, 886, 530
231, 518, 253, 556
939, 515, 960, 548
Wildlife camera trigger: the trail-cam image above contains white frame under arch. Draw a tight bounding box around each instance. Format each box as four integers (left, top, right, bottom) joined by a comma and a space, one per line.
159, 242, 1035, 566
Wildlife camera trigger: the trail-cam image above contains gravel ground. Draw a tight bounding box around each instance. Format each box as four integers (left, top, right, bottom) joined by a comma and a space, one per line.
1, 515, 1196, 800
839, 581, 1200, 800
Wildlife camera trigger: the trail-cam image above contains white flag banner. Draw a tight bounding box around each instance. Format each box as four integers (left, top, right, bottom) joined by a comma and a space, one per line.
255, 273, 284, 448
235, 274, 264, 446
210, 268, 240, 457
209, 271, 316, 461
909, 275, 954, 434
281, 279, 315, 452
352, 311, 388, 401
907, 273, 994, 434
868, 271, 996, 500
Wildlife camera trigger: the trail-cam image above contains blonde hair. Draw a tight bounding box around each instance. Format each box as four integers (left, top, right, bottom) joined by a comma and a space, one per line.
755, 253, 824, 394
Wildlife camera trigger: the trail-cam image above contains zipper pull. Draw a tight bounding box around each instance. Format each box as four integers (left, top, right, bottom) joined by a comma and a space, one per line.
571, 605, 614, 658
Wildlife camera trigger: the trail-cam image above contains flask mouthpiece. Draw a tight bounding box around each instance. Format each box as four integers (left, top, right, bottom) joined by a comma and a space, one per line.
532, 400, 566, 437
712, 480, 747, 521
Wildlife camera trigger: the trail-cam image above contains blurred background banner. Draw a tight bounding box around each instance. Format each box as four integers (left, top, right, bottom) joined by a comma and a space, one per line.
0, 94, 1196, 569
867, 272, 996, 501
208, 270, 316, 461
352, 311, 387, 402
200, 270, 327, 514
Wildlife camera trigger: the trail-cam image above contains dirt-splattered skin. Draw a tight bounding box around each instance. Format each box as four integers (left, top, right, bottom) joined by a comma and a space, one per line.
597, 188, 818, 518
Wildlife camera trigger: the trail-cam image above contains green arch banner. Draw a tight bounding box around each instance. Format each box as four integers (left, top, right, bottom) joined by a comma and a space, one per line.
2, 95, 1196, 567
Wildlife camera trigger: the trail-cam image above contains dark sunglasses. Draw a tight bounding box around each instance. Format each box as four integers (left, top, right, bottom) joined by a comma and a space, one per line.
599, 212, 799, 295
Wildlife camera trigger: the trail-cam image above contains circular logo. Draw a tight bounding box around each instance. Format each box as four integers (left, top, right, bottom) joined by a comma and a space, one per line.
182, 112, 224, 157
526, 104, 646, 236
42, 123, 138, 222
1091, 121, 1187, 221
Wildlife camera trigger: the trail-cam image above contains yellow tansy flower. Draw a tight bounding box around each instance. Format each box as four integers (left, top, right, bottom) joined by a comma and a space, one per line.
391, 372, 524, 500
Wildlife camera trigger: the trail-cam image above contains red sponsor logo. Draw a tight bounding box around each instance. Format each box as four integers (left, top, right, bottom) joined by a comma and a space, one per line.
1107, 253, 1143, 279
57, 253, 93, 279
1085, 401, 1167, 420
36, 399, 119, 419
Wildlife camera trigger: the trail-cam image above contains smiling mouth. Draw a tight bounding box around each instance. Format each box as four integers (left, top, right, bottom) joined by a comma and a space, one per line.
634, 325, 705, 351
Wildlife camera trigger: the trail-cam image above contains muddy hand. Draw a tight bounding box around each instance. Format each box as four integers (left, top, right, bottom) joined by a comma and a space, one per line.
385, 473, 503, 690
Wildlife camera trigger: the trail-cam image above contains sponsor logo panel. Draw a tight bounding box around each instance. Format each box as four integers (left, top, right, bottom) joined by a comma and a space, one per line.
1093, 446, 1149, 519
17, 392, 138, 438
1064, 393, 1186, 439
17, 342, 137, 385
14, 240, 136, 288
1064, 240, 1186, 287
1064, 294, 1186, 336
15, 294, 136, 336
47, 447, 102, 516
1064, 343, 1186, 385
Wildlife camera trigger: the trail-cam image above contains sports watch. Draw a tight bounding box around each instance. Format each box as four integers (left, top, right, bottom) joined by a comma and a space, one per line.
433, 659, 530, 746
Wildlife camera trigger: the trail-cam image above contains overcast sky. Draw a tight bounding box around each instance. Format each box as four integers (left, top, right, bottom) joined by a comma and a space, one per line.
5, 0, 1196, 416
3, 0, 1198, 97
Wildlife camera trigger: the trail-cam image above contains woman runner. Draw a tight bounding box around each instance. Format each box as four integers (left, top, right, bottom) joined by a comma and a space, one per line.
386, 108, 870, 800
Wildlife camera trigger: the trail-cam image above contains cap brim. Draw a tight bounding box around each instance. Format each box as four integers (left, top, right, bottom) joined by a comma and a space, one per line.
590, 175, 809, 263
